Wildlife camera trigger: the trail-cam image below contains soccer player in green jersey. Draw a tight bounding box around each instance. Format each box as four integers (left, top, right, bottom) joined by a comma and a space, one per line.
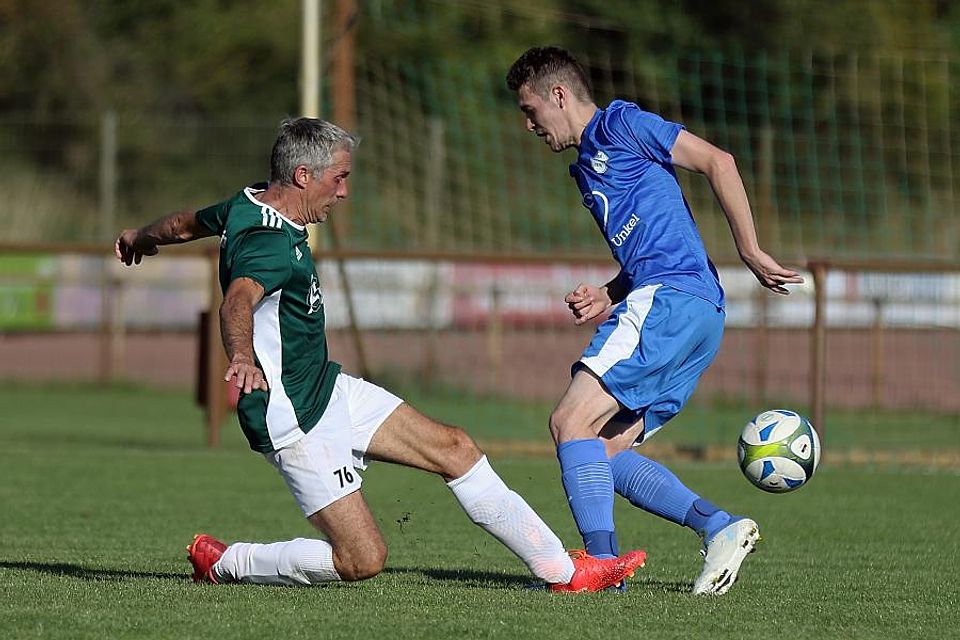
115, 117, 646, 591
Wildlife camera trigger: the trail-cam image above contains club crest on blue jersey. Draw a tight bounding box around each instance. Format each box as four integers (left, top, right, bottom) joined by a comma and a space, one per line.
590, 150, 609, 174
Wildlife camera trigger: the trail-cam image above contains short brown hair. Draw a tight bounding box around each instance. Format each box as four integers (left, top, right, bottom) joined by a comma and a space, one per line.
506, 46, 593, 102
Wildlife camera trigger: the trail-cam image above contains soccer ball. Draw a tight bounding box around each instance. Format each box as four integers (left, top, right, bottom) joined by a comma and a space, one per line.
738, 409, 820, 493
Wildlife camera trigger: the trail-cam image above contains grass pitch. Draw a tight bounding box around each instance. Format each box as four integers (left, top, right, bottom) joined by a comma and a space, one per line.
1, 384, 958, 639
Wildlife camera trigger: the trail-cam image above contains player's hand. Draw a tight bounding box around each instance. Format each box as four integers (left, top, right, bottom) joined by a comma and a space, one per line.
742, 250, 804, 295
115, 229, 159, 266
564, 283, 611, 325
224, 356, 269, 395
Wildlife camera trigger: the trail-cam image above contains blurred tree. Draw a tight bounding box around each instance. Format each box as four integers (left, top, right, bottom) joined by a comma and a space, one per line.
2, 0, 956, 122
0, 0, 108, 115
1, 0, 957, 247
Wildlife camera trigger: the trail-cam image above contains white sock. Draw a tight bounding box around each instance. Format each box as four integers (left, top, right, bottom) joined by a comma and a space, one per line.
447, 456, 575, 584
213, 537, 341, 586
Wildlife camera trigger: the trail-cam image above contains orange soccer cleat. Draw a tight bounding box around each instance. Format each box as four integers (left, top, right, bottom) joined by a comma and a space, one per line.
550, 549, 647, 593
186, 534, 227, 584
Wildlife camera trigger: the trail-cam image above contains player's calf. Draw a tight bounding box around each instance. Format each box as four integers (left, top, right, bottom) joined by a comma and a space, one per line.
306, 496, 389, 582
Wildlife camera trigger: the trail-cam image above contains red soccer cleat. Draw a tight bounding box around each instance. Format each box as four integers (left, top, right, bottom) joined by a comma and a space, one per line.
186, 534, 227, 584
550, 549, 647, 593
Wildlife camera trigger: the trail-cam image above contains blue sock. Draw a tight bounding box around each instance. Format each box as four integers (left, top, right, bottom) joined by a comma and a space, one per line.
610, 450, 731, 541
684, 498, 733, 542
557, 439, 618, 558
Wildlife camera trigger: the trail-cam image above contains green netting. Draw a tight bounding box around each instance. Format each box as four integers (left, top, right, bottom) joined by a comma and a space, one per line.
0, 45, 956, 261
342, 47, 958, 261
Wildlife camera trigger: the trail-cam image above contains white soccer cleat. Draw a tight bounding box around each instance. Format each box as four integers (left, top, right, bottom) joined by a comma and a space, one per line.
692, 518, 760, 595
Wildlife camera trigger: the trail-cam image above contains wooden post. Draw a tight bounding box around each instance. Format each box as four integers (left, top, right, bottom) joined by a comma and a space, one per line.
757, 126, 777, 236
810, 262, 828, 435
98, 261, 114, 384
424, 118, 446, 248
754, 287, 769, 405
204, 249, 227, 448
98, 110, 119, 384
421, 118, 446, 384
487, 283, 503, 394
324, 0, 370, 378
98, 267, 124, 385
332, 0, 356, 127
111, 276, 125, 379
421, 267, 440, 387
871, 297, 885, 408
754, 125, 774, 407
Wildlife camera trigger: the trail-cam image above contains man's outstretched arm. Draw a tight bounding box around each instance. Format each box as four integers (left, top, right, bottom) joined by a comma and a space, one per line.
115, 209, 214, 266
670, 130, 804, 295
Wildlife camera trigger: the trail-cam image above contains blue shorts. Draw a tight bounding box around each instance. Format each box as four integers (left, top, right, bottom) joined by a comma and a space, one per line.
574, 284, 724, 442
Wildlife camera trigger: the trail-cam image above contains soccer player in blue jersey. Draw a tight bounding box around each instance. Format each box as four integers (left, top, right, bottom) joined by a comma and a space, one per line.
506, 47, 804, 594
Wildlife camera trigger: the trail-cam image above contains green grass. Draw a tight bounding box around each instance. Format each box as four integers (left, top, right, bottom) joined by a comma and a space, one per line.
1, 384, 959, 639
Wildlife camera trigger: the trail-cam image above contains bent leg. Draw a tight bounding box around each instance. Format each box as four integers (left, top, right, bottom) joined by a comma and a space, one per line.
365, 403, 575, 584
215, 388, 390, 587
550, 369, 624, 559
365, 402, 481, 479
602, 415, 731, 541
307, 489, 387, 581
215, 490, 387, 585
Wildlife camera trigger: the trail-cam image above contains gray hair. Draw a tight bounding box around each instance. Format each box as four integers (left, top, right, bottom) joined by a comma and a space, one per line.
270, 117, 359, 184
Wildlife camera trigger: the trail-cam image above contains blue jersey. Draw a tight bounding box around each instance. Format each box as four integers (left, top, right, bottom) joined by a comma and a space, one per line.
570, 100, 724, 308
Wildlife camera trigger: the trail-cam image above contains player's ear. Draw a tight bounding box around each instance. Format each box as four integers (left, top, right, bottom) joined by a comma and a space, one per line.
293, 165, 311, 188
553, 84, 571, 110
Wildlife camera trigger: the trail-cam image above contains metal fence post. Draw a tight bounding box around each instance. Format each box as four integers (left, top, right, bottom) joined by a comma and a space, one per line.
487, 282, 503, 394
872, 297, 885, 408
754, 287, 769, 405
810, 262, 828, 435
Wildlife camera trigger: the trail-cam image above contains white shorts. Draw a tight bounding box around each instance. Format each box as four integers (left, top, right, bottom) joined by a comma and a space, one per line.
263, 373, 403, 517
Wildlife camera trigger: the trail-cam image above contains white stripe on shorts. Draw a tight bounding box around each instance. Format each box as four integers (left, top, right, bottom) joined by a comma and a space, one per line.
580, 284, 660, 377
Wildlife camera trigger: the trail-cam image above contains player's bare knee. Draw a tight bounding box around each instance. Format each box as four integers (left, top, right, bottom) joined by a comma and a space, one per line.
549, 408, 577, 444
431, 425, 482, 478
452, 427, 483, 469
335, 542, 387, 581
454, 425, 483, 457
548, 411, 563, 444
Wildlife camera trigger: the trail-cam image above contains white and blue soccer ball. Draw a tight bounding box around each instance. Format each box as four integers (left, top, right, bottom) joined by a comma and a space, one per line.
738, 409, 820, 493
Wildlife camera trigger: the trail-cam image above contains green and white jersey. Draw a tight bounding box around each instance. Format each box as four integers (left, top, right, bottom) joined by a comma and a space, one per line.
196, 183, 341, 453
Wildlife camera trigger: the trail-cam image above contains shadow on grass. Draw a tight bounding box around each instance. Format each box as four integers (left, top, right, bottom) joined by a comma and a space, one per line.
629, 578, 691, 594
383, 567, 691, 593
0, 560, 187, 582
1, 561, 691, 592
383, 566, 532, 588
1, 561, 530, 588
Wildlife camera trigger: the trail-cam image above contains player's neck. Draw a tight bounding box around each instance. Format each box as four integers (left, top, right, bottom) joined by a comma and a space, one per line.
257, 183, 307, 225
571, 104, 599, 148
